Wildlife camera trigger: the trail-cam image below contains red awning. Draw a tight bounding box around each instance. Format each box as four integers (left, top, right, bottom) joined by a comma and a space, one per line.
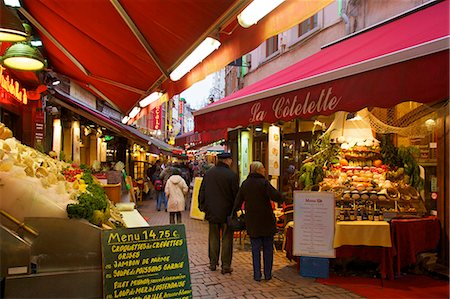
194, 1, 449, 133
18, 0, 332, 115
175, 128, 227, 149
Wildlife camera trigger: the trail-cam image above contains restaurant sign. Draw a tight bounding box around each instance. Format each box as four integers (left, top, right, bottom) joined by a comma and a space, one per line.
0, 66, 28, 105
152, 106, 162, 131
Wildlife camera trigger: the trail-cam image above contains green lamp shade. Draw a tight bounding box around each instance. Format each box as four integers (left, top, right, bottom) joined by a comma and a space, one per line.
0, 4, 27, 42
2, 43, 45, 71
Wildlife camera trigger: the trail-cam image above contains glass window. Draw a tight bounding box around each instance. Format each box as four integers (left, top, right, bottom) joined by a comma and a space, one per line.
298, 14, 318, 37
266, 35, 279, 57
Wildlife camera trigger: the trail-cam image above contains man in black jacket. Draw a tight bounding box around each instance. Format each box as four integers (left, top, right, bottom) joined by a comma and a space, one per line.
198, 152, 239, 274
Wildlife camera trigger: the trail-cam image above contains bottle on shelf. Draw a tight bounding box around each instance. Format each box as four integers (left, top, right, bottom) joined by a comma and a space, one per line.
379, 209, 384, 221
368, 207, 374, 221
356, 208, 362, 221
374, 209, 380, 221
339, 206, 345, 221
349, 209, 356, 221
362, 208, 368, 221
344, 209, 350, 221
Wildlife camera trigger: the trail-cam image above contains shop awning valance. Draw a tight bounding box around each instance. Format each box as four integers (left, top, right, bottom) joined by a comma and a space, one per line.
175, 128, 227, 149
194, 1, 449, 133
51, 89, 181, 155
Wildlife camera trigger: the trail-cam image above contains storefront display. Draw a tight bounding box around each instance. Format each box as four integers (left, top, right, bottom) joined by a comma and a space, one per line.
0, 122, 124, 227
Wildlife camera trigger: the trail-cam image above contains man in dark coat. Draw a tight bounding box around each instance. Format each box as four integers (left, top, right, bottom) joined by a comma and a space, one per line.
198, 152, 239, 274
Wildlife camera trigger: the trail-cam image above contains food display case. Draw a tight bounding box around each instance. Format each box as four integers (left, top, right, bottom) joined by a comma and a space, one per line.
319, 142, 426, 220
0, 122, 126, 298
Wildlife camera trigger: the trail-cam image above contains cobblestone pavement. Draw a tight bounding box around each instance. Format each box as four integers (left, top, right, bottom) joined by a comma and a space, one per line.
137, 198, 364, 299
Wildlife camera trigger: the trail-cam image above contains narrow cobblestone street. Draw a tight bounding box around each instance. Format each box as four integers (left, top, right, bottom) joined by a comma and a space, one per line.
137, 199, 363, 299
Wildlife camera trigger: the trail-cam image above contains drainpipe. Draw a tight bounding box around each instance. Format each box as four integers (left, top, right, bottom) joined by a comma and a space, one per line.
341, 0, 351, 35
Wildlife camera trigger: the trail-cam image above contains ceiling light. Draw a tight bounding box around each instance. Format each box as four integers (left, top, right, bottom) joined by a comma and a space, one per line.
170, 37, 221, 81
0, 1, 27, 42
255, 127, 262, 132
121, 116, 129, 124
1, 42, 45, 71
52, 80, 61, 86
30, 39, 43, 47
4, 0, 21, 8
139, 91, 163, 108
128, 107, 141, 119
237, 0, 285, 28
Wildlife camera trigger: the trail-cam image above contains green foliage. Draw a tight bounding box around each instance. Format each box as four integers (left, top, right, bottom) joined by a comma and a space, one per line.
66, 169, 109, 224
298, 132, 340, 190
380, 134, 401, 167
398, 146, 424, 190
380, 134, 423, 190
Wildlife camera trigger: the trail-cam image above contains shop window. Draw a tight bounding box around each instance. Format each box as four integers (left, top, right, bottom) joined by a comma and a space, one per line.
265, 35, 279, 58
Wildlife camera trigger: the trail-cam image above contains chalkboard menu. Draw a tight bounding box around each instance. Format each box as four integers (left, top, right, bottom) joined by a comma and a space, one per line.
102, 224, 192, 299
293, 191, 336, 258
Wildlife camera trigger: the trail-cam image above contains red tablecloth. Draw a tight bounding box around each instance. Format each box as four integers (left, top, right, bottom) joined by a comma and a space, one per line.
390, 216, 440, 275
284, 217, 441, 280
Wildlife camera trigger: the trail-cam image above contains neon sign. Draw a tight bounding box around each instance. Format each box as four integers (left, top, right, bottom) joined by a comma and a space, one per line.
0, 66, 28, 105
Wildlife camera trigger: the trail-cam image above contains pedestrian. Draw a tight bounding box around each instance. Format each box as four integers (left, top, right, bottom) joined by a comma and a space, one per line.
159, 163, 173, 211
198, 152, 239, 274
165, 169, 189, 224
152, 168, 166, 211
233, 161, 283, 281
147, 160, 160, 182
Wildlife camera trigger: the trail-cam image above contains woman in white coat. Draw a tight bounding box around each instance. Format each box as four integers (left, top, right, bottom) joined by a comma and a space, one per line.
165, 168, 189, 224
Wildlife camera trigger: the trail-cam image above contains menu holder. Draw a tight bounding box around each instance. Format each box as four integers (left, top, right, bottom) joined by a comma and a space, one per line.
102, 224, 192, 299
293, 191, 336, 258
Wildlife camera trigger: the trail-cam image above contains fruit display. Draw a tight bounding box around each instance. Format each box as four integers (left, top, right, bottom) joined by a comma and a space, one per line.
319, 141, 426, 220
0, 122, 124, 228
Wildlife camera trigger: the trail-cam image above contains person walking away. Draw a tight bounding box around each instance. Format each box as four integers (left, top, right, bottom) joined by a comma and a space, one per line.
152, 168, 165, 211
165, 169, 188, 224
198, 152, 239, 274
233, 161, 283, 281
159, 163, 173, 211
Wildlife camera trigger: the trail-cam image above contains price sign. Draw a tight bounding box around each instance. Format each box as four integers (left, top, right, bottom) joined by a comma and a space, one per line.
102, 224, 192, 299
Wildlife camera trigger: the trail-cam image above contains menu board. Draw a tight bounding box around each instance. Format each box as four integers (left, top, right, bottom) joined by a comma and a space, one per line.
102, 224, 192, 299
293, 191, 335, 258
268, 126, 280, 176
190, 177, 205, 220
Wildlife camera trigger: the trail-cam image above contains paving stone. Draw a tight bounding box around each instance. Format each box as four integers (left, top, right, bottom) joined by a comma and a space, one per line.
137, 199, 361, 299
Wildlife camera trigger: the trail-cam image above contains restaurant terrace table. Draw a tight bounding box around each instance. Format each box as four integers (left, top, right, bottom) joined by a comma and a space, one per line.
285, 217, 441, 280
285, 221, 395, 279
333, 220, 394, 279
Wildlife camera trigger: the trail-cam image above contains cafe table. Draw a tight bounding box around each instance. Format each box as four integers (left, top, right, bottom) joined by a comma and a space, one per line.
333, 220, 394, 280
284, 221, 395, 279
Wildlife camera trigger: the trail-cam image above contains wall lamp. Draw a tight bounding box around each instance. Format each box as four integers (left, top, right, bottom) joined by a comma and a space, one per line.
170, 37, 221, 81
237, 0, 285, 28
0, 1, 27, 42
139, 91, 163, 108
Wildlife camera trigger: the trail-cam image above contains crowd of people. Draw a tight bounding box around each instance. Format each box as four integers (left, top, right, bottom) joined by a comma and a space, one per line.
144, 154, 284, 282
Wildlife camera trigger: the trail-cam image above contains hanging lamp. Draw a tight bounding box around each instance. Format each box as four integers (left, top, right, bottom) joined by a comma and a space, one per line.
0, 1, 27, 42
1, 42, 46, 71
